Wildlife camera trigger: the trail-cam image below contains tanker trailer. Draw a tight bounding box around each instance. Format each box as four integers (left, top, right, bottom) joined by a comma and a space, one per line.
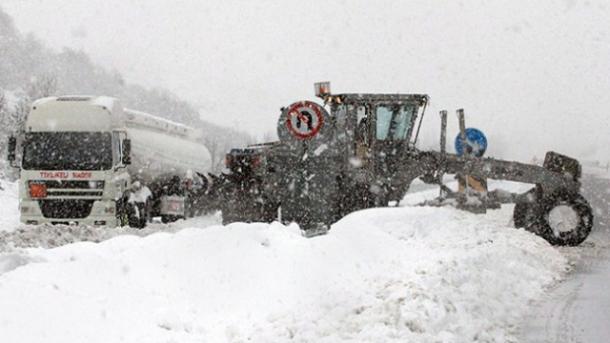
7, 96, 212, 227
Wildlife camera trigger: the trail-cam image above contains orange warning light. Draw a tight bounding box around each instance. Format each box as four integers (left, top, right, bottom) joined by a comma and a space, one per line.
314, 82, 331, 98
29, 182, 47, 198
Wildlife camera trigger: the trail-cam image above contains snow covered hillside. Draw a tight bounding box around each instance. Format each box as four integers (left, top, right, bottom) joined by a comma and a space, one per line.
0, 181, 569, 343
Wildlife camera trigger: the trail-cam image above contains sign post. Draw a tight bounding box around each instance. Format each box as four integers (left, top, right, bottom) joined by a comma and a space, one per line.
454, 110, 490, 213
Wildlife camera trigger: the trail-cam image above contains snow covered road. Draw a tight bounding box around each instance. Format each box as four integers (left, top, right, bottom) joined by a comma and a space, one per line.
519, 172, 610, 343
519, 231, 610, 343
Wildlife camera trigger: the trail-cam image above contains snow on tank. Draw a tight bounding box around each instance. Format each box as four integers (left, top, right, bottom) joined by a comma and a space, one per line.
124, 109, 202, 140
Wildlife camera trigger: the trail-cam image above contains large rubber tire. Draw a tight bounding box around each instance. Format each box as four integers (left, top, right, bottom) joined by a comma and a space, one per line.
161, 214, 183, 224
116, 199, 130, 227
126, 202, 143, 228
519, 189, 593, 246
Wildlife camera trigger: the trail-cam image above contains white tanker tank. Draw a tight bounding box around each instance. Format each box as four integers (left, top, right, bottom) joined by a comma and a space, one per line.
10, 95, 212, 227
123, 108, 211, 181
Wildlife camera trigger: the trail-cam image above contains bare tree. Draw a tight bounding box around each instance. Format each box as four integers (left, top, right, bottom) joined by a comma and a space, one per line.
0, 91, 5, 114
203, 136, 222, 173
27, 74, 57, 99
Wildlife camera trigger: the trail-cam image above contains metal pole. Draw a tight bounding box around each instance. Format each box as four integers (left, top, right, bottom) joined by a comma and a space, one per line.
457, 108, 466, 151
440, 110, 448, 155
457, 109, 469, 193
439, 110, 447, 197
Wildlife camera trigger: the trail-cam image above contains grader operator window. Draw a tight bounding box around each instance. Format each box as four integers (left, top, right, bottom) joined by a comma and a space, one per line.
375, 104, 415, 140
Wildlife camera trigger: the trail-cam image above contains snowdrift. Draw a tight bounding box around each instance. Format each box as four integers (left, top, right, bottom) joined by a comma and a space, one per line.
0, 181, 19, 232
0, 194, 567, 342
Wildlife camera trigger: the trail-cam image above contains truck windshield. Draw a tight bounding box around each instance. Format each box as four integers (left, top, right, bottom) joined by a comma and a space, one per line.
22, 132, 113, 170
376, 104, 416, 140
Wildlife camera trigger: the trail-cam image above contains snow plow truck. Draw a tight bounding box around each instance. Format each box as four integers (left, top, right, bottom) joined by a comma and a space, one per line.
7, 96, 212, 227
220, 82, 593, 246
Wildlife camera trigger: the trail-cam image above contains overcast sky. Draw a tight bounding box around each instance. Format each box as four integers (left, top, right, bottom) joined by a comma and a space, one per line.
3, 0, 609, 161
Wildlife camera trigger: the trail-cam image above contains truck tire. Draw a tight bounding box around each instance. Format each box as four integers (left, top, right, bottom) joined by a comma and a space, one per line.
126, 203, 141, 228
126, 201, 150, 228
518, 189, 593, 246
161, 215, 184, 224
116, 199, 130, 227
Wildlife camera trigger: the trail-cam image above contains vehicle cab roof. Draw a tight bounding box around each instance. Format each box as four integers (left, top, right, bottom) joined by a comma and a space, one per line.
329, 93, 429, 106
27, 96, 124, 132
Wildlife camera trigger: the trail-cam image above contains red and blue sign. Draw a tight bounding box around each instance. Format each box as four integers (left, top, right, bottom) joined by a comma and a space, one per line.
285, 101, 325, 140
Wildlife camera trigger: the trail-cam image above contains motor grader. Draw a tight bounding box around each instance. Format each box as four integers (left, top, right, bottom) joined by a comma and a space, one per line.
219, 82, 593, 246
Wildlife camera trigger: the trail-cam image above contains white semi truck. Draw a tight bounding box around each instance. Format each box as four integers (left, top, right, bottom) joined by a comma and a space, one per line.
7, 95, 212, 227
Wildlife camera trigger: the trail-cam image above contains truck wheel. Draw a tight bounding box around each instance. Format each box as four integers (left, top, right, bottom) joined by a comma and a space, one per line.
124, 202, 150, 229
116, 199, 130, 227
522, 189, 593, 246
161, 215, 183, 224
126, 203, 142, 228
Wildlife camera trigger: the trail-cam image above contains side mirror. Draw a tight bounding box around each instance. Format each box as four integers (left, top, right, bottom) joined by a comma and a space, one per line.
122, 139, 131, 165
7, 136, 16, 162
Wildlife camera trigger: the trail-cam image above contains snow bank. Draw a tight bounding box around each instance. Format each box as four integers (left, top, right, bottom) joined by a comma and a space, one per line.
0, 203, 567, 342
0, 181, 19, 232
0, 213, 221, 251
0, 177, 221, 248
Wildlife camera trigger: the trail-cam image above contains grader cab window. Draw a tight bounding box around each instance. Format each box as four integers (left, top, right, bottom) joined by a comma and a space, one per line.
375, 104, 415, 140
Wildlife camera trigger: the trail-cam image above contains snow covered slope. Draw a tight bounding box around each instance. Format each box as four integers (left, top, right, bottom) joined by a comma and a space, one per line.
0, 184, 567, 342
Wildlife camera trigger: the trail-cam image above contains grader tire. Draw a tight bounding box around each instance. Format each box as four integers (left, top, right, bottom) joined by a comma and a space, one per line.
518, 189, 593, 246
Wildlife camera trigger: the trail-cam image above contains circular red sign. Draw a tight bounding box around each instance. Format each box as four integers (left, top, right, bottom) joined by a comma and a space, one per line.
285, 101, 325, 140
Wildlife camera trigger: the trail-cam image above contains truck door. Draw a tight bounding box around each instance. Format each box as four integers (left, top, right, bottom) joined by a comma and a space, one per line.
370, 103, 417, 181
353, 105, 371, 165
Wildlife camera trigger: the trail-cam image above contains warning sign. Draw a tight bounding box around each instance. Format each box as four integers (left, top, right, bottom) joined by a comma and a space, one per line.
284, 101, 325, 140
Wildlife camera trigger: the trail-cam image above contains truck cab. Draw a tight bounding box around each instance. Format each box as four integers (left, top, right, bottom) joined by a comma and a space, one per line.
12, 96, 131, 226
328, 94, 428, 193
10, 96, 213, 227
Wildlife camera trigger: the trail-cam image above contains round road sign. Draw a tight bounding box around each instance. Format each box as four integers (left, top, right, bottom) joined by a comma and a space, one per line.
455, 127, 488, 157
283, 101, 325, 140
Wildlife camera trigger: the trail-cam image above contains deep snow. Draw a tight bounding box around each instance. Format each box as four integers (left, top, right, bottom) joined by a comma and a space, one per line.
0, 181, 19, 232
0, 180, 571, 343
